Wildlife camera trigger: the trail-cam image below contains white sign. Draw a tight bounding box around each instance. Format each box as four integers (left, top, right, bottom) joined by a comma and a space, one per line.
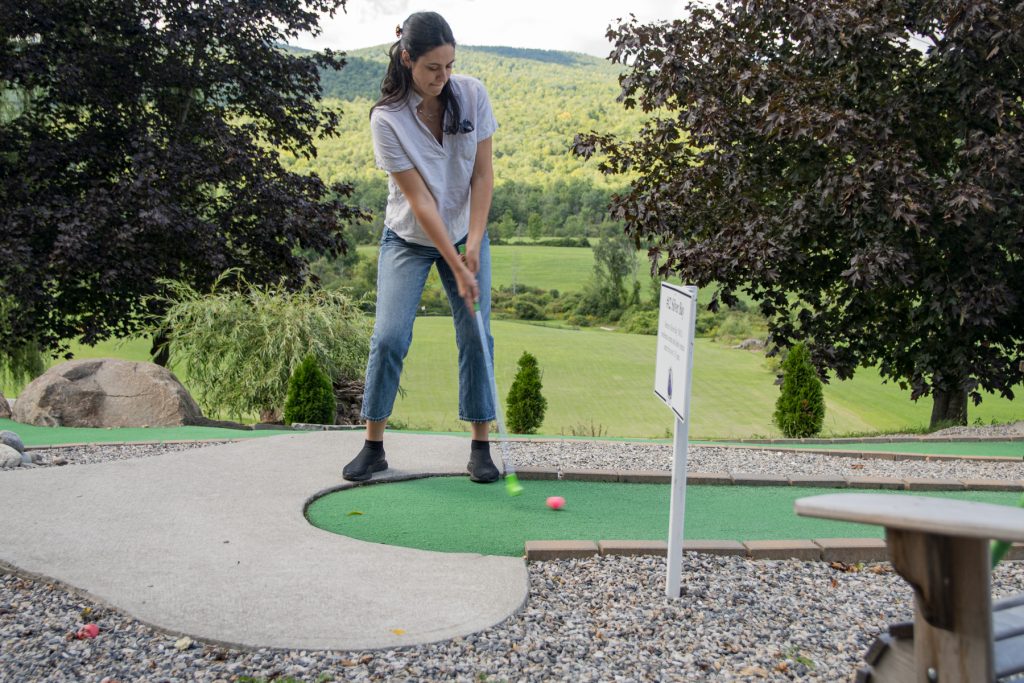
655, 283, 698, 599
654, 284, 697, 422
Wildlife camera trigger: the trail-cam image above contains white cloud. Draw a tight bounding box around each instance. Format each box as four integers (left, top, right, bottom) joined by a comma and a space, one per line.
298, 0, 684, 57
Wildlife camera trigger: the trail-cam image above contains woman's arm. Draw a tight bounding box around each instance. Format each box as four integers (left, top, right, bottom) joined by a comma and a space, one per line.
464, 136, 494, 275
390, 166, 479, 310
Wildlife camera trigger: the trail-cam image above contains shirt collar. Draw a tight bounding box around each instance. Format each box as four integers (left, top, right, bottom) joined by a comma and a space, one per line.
407, 89, 423, 111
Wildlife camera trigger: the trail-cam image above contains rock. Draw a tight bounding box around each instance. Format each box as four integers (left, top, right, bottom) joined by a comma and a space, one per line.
0, 389, 10, 418
0, 444, 21, 469
12, 358, 204, 428
734, 338, 766, 351
0, 430, 25, 453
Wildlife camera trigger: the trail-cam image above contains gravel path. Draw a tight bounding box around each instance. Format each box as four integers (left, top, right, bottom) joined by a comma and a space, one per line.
3, 436, 1024, 682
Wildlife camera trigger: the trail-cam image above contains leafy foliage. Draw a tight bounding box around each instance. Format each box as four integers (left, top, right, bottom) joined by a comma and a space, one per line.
774, 343, 825, 438
0, 0, 364, 358
147, 271, 370, 421
284, 355, 336, 426
506, 351, 547, 434
575, 0, 1024, 426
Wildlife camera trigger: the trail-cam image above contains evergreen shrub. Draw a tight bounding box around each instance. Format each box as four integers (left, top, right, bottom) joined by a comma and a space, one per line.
284, 355, 336, 425
506, 351, 547, 434
773, 343, 825, 438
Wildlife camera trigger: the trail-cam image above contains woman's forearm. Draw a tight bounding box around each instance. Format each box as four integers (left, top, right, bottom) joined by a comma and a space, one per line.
467, 138, 494, 250
468, 167, 493, 246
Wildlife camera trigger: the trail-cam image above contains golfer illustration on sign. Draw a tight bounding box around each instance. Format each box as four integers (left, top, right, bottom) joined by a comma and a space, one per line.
343, 11, 501, 484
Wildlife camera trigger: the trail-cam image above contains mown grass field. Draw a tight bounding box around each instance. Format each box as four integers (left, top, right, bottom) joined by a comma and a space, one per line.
7, 319, 1019, 438
392, 317, 1020, 438
356, 244, 743, 309
357, 244, 599, 294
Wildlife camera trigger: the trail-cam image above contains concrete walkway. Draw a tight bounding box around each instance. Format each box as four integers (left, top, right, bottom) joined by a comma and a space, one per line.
0, 431, 529, 651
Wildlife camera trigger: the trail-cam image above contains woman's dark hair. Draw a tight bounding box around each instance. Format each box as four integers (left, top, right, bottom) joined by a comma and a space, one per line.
371, 11, 464, 134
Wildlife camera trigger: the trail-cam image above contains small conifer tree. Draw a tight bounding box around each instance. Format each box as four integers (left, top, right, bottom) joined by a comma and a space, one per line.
506, 351, 547, 434
773, 343, 825, 438
283, 354, 336, 426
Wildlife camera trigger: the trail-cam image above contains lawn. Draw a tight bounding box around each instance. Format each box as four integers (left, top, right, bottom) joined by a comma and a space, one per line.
392, 317, 1021, 438
6, 316, 1020, 439
358, 244, 597, 294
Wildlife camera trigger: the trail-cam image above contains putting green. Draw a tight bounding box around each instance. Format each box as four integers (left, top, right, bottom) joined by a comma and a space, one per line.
0, 418, 294, 447
306, 478, 1024, 557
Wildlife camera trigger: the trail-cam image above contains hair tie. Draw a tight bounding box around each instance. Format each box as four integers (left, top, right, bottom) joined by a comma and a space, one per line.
395, 25, 403, 38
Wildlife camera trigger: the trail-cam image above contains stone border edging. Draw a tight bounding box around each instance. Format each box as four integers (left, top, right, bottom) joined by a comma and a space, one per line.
515, 466, 1024, 492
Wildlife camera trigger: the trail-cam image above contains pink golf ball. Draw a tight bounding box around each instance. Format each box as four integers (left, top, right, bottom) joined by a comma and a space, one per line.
546, 496, 566, 510
77, 623, 99, 639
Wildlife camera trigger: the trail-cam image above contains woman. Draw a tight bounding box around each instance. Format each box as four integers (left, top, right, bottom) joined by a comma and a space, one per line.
343, 11, 500, 484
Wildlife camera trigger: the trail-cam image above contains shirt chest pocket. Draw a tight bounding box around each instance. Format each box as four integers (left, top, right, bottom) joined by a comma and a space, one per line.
451, 133, 477, 164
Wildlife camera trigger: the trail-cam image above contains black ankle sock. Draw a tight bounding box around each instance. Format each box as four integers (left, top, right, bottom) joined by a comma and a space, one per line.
363, 439, 384, 453
471, 439, 490, 453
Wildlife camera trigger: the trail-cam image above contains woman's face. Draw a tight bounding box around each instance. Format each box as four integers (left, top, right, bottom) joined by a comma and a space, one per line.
403, 43, 455, 99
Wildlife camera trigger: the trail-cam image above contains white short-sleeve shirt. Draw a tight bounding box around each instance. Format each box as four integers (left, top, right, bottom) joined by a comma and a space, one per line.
370, 74, 498, 246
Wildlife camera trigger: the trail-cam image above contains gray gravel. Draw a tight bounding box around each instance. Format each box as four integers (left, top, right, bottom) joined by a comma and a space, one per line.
3, 436, 1024, 682
506, 441, 1024, 481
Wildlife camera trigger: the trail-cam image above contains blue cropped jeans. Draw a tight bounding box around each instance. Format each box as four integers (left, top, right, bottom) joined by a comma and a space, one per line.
360, 229, 495, 424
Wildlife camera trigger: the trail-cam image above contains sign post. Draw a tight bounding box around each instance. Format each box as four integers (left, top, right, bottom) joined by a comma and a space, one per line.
654, 283, 698, 599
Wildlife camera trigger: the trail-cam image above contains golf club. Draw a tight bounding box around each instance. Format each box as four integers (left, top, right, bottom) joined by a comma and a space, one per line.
460, 244, 522, 496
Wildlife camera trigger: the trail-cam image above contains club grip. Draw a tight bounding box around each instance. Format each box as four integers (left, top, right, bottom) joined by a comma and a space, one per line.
456, 244, 481, 312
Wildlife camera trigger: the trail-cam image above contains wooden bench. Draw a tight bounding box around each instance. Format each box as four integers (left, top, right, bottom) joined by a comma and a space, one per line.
794, 493, 1024, 682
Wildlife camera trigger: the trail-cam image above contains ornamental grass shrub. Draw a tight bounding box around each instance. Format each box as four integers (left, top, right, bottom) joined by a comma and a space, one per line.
284, 354, 336, 425
773, 342, 825, 438
506, 351, 547, 434
146, 270, 371, 421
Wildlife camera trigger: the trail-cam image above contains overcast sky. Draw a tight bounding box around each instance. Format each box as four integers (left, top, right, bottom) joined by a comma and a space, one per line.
293, 0, 686, 57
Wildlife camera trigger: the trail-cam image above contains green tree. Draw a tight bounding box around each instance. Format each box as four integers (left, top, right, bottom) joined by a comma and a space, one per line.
575, 0, 1024, 427
284, 355, 336, 426
0, 0, 364, 360
773, 343, 825, 438
578, 227, 637, 319
527, 212, 544, 241
506, 351, 547, 434
492, 211, 517, 244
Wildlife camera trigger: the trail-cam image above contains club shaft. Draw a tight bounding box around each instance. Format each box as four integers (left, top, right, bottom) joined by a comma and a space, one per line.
474, 309, 515, 475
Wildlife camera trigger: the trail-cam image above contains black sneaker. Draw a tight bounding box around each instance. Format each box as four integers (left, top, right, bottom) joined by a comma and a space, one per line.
343, 443, 388, 482
467, 444, 499, 483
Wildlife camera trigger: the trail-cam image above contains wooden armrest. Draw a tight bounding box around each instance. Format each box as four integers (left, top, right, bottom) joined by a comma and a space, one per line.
795, 493, 1024, 541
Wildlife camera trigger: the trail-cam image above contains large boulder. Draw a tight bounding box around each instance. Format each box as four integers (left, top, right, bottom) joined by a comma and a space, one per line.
0, 389, 10, 419
13, 358, 204, 428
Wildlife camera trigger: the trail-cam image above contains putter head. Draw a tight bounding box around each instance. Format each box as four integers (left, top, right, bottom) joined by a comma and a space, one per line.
505, 473, 524, 497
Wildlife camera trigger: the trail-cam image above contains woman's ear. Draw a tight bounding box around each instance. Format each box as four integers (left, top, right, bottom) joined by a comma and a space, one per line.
400, 49, 412, 68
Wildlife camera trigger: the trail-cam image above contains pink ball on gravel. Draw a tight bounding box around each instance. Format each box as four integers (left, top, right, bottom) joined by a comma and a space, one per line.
546, 496, 566, 510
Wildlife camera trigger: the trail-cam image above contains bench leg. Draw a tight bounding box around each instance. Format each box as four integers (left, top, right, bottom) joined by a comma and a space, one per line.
887, 529, 994, 682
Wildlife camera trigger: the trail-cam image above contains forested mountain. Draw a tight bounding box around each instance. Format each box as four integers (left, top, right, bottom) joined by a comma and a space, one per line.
283, 44, 651, 243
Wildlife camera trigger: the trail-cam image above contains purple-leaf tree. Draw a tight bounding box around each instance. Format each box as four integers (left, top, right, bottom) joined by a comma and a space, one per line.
574, 0, 1024, 427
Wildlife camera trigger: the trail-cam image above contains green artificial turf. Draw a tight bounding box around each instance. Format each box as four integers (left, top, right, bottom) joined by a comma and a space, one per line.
0, 418, 293, 447
306, 478, 1024, 557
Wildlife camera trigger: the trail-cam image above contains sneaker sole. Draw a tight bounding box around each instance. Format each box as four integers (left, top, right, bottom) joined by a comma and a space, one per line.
467, 465, 499, 484
342, 460, 388, 482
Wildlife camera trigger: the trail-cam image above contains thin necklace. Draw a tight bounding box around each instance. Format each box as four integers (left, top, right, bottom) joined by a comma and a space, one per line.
416, 104, 439, 121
